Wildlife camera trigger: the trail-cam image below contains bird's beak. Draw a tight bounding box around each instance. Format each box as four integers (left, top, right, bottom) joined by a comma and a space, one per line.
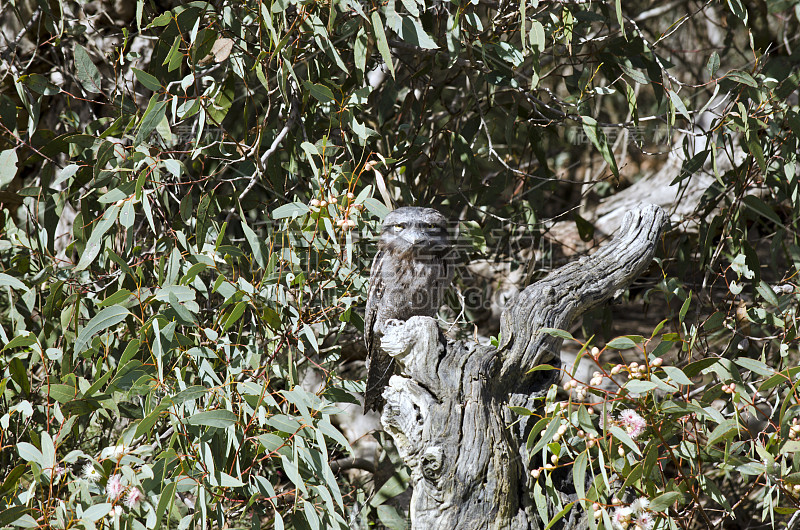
403, 229, 425, 245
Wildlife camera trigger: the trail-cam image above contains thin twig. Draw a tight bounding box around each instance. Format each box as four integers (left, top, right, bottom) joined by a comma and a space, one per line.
239, 96, 300, 202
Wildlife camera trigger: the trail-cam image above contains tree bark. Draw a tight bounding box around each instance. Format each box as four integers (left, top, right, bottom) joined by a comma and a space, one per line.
378, 204, 668, 529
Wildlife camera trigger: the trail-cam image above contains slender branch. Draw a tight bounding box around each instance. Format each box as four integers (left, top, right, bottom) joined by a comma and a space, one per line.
239, 96, 300, 202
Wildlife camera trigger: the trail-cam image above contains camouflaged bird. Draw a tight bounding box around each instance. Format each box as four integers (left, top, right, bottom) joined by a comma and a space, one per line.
363, 207, 454, 412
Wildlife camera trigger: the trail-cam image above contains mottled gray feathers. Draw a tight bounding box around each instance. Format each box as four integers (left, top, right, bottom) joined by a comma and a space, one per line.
364, 207, 454, 411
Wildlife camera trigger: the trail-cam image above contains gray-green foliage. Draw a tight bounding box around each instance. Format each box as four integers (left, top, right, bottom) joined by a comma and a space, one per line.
2, 0, 800, 527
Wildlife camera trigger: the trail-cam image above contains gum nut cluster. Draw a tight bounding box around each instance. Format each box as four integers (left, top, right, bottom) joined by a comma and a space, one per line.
563, 379, 588, 400
310, 191, 361, 229
552, 422, 569, 442
789, 417, 800, 440
721, 382, 737, 394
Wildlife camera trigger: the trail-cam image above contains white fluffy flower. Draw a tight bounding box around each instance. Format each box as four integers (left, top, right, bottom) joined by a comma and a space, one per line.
630, 497, 650, 513
82, 463, 101, 482
106, 474, 125, 500
633, 511, 655, 530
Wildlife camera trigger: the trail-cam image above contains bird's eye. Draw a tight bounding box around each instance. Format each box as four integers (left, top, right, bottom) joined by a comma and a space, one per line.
392, 224, 404, 232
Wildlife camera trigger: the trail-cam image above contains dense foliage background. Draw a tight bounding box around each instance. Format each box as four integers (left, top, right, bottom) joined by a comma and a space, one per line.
1, 0, 800, 528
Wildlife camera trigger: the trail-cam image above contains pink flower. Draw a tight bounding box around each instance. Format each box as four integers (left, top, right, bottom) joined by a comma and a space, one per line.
125, 488, 144, 509
619, 409, 647, 439
106, 474, 125, 500
633, 511, 655, 530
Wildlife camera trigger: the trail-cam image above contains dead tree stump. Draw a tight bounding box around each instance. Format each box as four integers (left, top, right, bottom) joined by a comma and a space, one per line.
378, 204, 668, 529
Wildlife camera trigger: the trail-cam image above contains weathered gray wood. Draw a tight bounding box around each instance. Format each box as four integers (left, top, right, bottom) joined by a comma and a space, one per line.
379, 204, 668, 529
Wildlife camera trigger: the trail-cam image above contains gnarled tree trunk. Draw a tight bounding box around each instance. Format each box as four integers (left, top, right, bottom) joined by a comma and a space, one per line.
378, 204, 668, 529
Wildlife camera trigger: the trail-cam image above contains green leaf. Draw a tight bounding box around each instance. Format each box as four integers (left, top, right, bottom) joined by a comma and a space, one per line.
679, 293, 691, 322
0, 507, 31, 527
532, 416, 562, 454
99, 289, 132, 308
649, 491, 683, 511
119, 200, 135, 229
74, 44, 102, 94
209, 471, 245, 487
539, 328, 574, 341
135, 99, 168, 145
529, 20, 545, 51
509, 406, 532, 416
609, 425, 642, 456
186, 409, 237, 428
196, 193, 212, 247
668, 89, 690, 122
241, 219, 270, 269
170, 385, 210, 405
304, 81, 335, 103
0, 149, 18, 190
707, 51, 720, 77
761, 367, 800, 391
573, 451, 587, 507
573, 212, 594, 242
0, 273, 26, 290
75, 204, 120, 271
3, 331, 37, 351
82, 503, 112, 522
132, 68, 162, 91
606, 337, 636, 349
371, 12, 396, 78
726, 70, 757, 87
683, 358, 719, 377
16, 442, 44, 466
661, 366, 692, 385
544, 501, 575, 529
155, 482, 177, 530
272, 201, 310, 220
619, 63, 649, 85
581, 116, 619, 178
734, 357, 774, 377
164, 36, 183, 72
707, 418, 739, 446
742, 195, 782, 225
624, 380, 657, 394
376, 505, 406, 530
280, 454, 308, 495
223, 301, 247, 331
47, 384, 78, 403
74, 305, 131, 354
